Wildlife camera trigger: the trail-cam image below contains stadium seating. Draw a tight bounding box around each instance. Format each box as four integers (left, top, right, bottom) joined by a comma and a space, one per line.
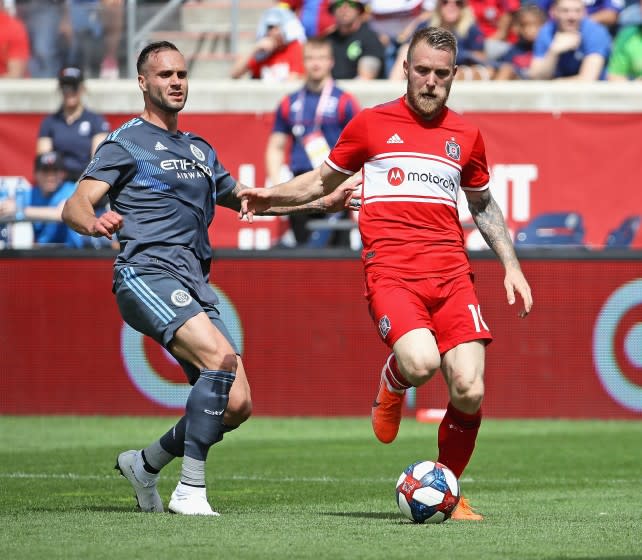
604, 215, 640, 249
515, 211, 586, 248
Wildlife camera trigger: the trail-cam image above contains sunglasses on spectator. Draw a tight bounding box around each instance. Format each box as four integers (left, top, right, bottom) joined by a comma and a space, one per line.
331, 0, 363, 10
61, 84, 81, 94
441, 0, 465, 6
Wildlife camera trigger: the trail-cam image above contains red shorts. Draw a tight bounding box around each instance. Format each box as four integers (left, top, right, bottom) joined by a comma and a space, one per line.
365, 271, 493, 354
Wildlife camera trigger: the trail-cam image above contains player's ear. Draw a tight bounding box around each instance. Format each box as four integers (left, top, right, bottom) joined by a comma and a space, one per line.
138, 74, 147, 93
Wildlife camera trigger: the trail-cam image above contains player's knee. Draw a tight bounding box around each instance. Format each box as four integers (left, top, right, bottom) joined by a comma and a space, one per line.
202, 349, 238, 373
449, 372, 484, 410
225, 396, 252, 426
399, 352, 440, 385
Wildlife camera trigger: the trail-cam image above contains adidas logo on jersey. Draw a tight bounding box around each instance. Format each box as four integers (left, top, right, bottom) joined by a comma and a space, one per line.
154, 141, 168, 151
386, 133, 404, 144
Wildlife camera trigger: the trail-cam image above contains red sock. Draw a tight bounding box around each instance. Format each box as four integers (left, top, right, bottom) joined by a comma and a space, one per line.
383, 353, 412, 392
437, 402, 482, 478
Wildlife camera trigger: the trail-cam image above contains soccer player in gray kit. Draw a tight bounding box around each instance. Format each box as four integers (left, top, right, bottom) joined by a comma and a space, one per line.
62, 40, 353, 515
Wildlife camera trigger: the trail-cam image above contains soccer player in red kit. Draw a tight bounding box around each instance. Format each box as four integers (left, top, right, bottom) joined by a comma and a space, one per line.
239, 26, 533, 521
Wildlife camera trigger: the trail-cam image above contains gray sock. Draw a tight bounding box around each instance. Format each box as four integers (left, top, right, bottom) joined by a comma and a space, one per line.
180, 455, 206, 487
184, 370, 235, 461
142, 440, 175, 471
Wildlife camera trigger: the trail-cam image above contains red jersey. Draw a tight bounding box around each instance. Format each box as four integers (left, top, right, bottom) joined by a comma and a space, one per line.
0, 11, 30, 77
247, 41, 304, 82
326, 96, 490, 279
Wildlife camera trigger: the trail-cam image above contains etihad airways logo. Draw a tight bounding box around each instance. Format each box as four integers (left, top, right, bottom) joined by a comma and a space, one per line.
160, 158, 212, 179
386, 166, 456, 193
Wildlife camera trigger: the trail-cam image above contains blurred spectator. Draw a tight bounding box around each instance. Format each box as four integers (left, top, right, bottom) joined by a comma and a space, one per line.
607, 4, 642, 80
467, 0, 521, 60
0, 2, 30, 78
66, 0, 125, 79
230, 5, 305, 81
36, 67, 110, 182
535, 0, 625, 35
299, 0, 337, 37
0, 152, 84, 246
15, 0, 67, 77
493, 4, 547, 79
265, 37, 360, 247
326, 0, 386, 79
528, 0, 611, 79
368, 0, 434, 76
389, 0, 493, 81
619, 0, 641, 26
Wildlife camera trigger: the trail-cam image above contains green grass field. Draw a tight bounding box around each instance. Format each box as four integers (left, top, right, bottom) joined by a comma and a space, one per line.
1, 416, 641, 560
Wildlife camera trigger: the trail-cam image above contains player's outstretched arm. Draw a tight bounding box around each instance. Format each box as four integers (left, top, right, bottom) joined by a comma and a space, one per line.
62, 178, 123, 240
237, 164, 354, 222
466, 189, 533, 317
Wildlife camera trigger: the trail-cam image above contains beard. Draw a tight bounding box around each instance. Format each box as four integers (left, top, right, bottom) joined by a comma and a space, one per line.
149, 88, 186, 114
406, 86, 450, 120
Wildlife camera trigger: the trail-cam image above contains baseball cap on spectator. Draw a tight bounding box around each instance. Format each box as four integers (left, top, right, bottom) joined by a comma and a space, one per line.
256, 6, 306, 43
329, 0, 368, 12
58, 67, 84, 90
35, 152, 65, 172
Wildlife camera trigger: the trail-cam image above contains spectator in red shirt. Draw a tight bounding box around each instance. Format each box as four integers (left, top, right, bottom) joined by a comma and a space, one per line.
493, 4, 546, 79
230, 5, 305, 82
468, 0, 521, 60
0, 4, 30, 78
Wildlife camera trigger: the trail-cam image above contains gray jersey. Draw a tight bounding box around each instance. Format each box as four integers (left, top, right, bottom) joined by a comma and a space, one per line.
82, 117, 236, 273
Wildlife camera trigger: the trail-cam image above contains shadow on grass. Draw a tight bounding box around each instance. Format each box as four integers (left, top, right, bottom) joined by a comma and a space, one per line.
322, 511, 402, 521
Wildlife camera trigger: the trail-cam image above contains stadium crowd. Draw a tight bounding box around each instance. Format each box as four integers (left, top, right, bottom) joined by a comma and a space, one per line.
225, 0, 641, 81
0, 0, 639, 248
1, 0, 641, 82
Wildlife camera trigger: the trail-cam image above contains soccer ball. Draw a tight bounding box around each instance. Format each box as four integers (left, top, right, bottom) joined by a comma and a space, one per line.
395, 460, 460, 524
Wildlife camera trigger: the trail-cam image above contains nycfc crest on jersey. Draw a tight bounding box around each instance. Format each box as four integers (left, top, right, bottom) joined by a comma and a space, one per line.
445, 138, 460, 161
171, 289, 193, 307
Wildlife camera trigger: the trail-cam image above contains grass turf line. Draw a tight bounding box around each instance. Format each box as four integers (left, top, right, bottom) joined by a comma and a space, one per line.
0, 417, 641, 560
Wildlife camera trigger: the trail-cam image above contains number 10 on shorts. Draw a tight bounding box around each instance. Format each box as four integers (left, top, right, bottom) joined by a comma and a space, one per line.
468, 304, 489, 333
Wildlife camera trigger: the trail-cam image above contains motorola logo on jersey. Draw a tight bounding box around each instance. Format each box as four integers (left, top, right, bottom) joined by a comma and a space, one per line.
160, 158, 212, 178
593, 279, 642, 412
387, 167, 405, 186
407, 171, 456, 192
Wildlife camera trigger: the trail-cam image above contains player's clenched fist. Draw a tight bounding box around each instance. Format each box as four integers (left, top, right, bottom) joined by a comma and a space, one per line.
92, 210, 123, 239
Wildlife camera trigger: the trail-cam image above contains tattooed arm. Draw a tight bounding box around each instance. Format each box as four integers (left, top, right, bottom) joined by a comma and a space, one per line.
467, 189, 533, 317
217, 174, 358, 216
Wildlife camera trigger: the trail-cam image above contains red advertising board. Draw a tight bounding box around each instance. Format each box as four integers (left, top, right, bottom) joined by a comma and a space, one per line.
1, 255, 641, 418
0, 112, 641, 249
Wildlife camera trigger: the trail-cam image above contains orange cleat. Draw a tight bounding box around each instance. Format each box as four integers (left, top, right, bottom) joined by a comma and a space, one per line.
371, 376, 405, 444
451, 496, 484, 521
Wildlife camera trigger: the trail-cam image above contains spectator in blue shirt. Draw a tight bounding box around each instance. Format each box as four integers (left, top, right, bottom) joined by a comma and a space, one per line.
535, 0, 625, 34
36, 67, 110, 181
265, 36, 360, 246
0, 152, 84, 246
528, 0, 611, 79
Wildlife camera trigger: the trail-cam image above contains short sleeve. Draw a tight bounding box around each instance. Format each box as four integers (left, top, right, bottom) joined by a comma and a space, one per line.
38, 115, 54, 138
272, 96, 292, 134
339, 93, 361, 126
80, 141, 136, 191
460, 129, 490, 190
532, 23, 553, 58
583, 21, 612, 57
327, 110, 370, 174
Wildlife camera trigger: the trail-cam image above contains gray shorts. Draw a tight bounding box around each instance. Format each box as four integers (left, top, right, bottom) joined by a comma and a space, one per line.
114, 264, 239, 355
